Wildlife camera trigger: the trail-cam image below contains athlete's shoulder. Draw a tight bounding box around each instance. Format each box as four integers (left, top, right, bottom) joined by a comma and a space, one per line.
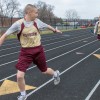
16, 18, 24, 24
35, 18, 41, 23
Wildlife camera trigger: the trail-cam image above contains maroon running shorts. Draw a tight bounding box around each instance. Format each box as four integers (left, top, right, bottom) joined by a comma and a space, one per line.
16, 45, 47, 72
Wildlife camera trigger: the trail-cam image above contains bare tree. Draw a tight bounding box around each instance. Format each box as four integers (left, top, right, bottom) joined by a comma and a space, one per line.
65, 9, 80, 20
7, 0, 20, 25
0, 0, 20, 26
35, 1, 55, 19
17, 9, 24, 18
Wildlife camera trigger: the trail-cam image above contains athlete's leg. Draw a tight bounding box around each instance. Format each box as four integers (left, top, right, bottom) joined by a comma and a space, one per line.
34, 46, 60, 85
17, 70, 27, 100
16, 48, 33, 100
17, 70, 26, 92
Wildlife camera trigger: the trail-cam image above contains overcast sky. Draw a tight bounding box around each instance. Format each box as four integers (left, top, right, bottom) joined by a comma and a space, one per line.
17, 0, 100, 19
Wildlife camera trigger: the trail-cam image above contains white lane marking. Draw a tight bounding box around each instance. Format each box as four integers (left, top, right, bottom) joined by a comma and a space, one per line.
2, 34, 66, 47
0, 36, 94, 58
0, 39, 97, 67
46, 40, 97, 62
3, 30, 86, 45
76, 52, 84, 54
4, 39, 18, 43
2, 42, 20, 47
0, 46, 20, 52
26, 47, 100, 98
63, 35, 70, 37
46, 36, 93, 52
43, 34, 90, 46
83, 41, 88, 43
0, 39, 97, 82
42, 35, 66, 42
3, 35, 62, 46
85, 80, 100, 100
0, 66, 36, 82
0, 34, 90, 52
0, 51, 20, 58
0, 60, 18, 67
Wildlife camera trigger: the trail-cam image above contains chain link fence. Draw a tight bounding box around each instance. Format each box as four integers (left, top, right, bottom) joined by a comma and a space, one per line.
0, 17, 98, 34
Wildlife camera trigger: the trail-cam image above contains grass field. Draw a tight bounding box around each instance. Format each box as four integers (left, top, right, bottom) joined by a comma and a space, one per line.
0, 27, 93, 40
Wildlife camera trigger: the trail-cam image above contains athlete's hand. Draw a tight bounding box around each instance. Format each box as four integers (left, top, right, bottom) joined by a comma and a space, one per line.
55, 29, 62, 34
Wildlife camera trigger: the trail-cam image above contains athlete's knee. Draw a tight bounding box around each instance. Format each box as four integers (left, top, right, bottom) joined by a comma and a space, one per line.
17, 74, 24, 80
17, 70, 25, 80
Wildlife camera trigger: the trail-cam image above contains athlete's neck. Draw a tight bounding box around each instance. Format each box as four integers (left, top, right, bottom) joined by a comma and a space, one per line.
24, 15, 36, 22
24, 15, 32, 22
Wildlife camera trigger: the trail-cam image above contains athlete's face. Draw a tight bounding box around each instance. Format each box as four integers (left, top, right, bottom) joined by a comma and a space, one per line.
29, 8, 38, 20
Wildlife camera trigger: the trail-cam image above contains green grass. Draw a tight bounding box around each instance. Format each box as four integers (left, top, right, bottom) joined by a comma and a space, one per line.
41, 27, 93, 34
7, 34, 16, 39
1, 27, 93, 40
40, 28, 80, 34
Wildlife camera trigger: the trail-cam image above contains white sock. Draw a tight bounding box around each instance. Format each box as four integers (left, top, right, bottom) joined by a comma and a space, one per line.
21, 91, 26, 96
53, 71, 57, 77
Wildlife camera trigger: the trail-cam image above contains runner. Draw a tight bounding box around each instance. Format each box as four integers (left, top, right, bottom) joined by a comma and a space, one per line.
0, 4, 62, 100
94, 16, 100, 39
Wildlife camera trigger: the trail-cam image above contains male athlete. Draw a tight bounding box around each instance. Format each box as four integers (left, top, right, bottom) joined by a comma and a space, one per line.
94, 16, 100, 39
0, 4, 62, 100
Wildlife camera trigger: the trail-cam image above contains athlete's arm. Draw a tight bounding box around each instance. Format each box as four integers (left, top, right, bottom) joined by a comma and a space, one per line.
47, 25, 62, 33
36, 18, 62, 33
0, 21, 20, 46
94, 21, 99, 34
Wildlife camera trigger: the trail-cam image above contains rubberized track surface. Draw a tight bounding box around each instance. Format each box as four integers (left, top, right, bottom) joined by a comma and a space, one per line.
0, 29, 100, 100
